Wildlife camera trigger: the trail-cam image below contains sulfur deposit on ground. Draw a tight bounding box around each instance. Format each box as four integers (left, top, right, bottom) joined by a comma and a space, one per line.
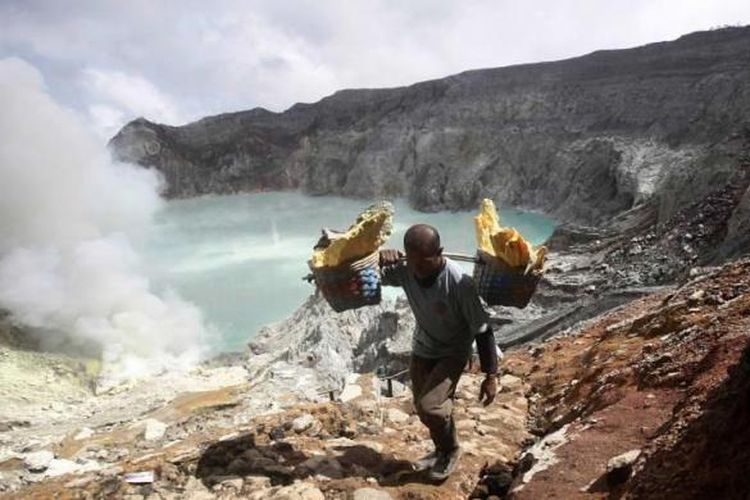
2, 257, 750, 499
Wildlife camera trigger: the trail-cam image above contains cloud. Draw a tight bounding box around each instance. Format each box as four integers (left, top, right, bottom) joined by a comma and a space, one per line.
1, 1, 749, 138
81, 68, 184, 138
87, 103, 126, 140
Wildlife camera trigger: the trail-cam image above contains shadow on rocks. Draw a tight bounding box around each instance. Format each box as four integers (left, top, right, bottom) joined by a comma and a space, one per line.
329, 444, 420, 486
469, 460, 516, 498
194, 433, 420, 489
195, 433, 306, 488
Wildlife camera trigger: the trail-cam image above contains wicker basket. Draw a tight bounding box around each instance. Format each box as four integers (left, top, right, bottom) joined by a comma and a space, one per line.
310, 252, 382, 312
472, 250, 541, 308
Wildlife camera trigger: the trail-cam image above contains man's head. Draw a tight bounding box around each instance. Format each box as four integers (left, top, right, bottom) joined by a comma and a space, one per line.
404, 224, 444, 279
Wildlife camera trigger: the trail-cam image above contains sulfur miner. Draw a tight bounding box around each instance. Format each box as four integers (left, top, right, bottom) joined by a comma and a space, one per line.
379, 224, 499, 481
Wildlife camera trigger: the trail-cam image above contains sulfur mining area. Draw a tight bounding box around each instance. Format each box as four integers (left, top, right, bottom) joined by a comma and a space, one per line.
3, 26, 750, 500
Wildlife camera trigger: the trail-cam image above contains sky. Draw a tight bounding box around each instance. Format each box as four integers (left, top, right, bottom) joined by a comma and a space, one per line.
2, 0, 749, 140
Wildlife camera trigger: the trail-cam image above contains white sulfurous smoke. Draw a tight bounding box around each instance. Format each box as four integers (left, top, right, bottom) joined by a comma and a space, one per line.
0, 57, 210, 381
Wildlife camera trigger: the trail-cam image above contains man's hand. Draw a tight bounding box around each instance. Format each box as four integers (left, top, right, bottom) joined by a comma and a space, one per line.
379, 249, 404, 267
479, 374, 498, 406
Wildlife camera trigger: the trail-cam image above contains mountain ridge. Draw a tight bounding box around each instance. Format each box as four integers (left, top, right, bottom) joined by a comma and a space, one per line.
110, 26, 750, 231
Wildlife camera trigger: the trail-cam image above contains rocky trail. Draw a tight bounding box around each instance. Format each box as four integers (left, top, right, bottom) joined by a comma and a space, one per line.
2, 257, 749, 499
1, 368, 531, 499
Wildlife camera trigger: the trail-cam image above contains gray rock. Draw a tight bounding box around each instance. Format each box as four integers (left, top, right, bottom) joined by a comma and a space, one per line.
292, 414, 316, 433
23, 450, 54, 472
688, 290, 706, 303
45, 458, 80, 477
386, 408, 409, 424
144, 419, 168, 441
268, 426, 285, 441
218, 476, 244, 491
243, 475, 272, 490
244, 294, 413, 392
339, 379, 363, 403
607, 449, 640, 472
606, 449, 640, 486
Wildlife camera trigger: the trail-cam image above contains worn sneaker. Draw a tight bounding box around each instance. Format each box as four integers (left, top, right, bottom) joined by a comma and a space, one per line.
428, 446, 462, 481
413, 450, 438, 471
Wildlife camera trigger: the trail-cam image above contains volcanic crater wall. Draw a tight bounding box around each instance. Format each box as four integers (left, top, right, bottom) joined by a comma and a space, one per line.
110, 27, 750, 227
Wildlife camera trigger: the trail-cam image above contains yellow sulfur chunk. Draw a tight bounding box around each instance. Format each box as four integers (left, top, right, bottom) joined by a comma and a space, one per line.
474, 198, 547, 270
474, 198, 501, 255
311, 201, 394, 268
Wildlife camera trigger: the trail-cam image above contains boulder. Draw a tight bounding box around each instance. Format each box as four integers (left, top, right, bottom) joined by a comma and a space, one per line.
386, 408, 409, 424
45, 459, 80, 477
23, 450, 54, 472
339, 377, 363, 403
215, 476, 243, 491
144, 419, 168, 441
292, 414, 316, 433
243, 475, 272, 491
606, 449, 640, 486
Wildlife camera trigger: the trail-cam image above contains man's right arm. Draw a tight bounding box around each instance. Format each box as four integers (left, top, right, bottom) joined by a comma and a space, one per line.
379, 249, 405, 287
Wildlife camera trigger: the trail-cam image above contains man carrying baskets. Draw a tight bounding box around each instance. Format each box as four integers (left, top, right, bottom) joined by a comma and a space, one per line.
379, 224, 499, 482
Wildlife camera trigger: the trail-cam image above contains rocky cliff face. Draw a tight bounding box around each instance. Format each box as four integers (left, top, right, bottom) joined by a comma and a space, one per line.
246, 294, 415, 389
110, 27, 750, 228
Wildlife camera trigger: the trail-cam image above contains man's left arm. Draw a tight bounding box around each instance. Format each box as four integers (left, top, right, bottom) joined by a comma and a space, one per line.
458, 276, 499, 406
475, 326, 499, 406
475, 326, 498, 375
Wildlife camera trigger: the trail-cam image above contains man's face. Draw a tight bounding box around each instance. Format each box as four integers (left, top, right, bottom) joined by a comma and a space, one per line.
405, 246, 443, 279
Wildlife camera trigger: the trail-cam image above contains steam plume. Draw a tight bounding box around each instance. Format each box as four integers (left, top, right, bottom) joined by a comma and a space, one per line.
0, 57, 209, 380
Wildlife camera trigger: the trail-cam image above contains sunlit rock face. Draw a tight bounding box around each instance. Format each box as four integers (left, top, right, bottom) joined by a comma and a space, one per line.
246, 294, 415, 389
110, 27, 750, 227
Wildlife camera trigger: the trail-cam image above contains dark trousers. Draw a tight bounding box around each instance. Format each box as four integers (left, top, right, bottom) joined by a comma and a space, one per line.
409, 354, 467, 453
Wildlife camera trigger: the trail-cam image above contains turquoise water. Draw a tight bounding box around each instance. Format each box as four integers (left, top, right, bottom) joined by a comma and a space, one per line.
141, 192, 557, 352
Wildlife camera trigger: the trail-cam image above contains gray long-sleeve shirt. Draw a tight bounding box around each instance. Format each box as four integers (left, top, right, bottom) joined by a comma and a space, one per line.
381, 258, 490, 360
